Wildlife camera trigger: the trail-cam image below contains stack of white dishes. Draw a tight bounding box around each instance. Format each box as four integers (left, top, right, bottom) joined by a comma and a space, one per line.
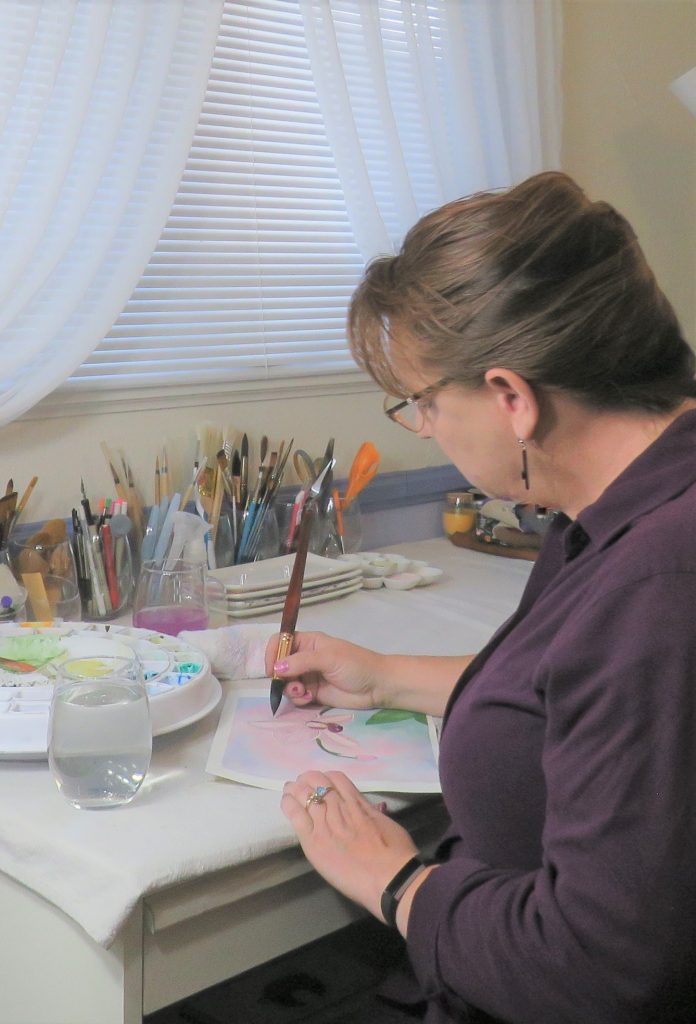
209, 553, 363, 619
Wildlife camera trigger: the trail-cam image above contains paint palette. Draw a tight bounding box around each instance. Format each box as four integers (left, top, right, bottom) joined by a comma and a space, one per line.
0, 622, 222, 760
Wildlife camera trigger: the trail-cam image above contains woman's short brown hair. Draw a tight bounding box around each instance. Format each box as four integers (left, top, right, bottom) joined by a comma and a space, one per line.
348, 171, 696, 412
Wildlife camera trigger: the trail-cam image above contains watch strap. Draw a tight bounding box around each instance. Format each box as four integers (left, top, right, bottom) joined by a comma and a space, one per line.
380, 854, 430, 929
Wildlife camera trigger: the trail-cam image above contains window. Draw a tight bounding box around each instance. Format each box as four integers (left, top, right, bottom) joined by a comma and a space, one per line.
67, 0, 367, 403
42, 0, 559, 415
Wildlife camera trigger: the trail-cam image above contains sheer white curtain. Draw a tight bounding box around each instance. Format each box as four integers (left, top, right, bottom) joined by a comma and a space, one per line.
672, 65, 696, 117
300, 0, 562, 261
0, 0, 222, 428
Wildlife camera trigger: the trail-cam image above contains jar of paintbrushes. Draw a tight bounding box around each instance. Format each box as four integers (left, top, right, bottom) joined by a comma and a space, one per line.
228, 438, 291, 565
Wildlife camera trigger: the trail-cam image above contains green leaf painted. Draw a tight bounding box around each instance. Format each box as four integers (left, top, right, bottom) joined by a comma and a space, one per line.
365, 709, 427, 726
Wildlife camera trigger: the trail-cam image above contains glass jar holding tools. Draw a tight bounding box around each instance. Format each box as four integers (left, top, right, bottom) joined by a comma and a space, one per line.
71, 508, 135, 622
320, 492, 362, 556
276, 493, 361, 557
233, 505, 280, 565
9, 520, 82, 621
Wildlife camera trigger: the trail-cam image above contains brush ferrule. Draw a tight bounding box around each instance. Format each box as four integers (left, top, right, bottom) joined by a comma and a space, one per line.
271, 632, 294, 679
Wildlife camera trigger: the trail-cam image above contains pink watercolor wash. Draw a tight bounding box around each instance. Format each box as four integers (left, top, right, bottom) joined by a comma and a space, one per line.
206, 690, 441, 793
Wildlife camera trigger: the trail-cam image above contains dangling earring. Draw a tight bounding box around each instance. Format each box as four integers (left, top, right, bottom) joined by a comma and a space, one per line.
518, 438, 530, 490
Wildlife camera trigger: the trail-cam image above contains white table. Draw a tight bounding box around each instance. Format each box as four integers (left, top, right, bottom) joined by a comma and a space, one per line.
0, 539, 532, 1024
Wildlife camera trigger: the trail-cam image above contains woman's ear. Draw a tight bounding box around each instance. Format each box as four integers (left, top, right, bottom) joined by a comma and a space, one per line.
483, 367, 539, 440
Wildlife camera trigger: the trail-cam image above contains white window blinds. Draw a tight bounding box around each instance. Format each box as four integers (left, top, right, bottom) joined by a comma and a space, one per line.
54, 0, 560, 410
67, 0, 366, 400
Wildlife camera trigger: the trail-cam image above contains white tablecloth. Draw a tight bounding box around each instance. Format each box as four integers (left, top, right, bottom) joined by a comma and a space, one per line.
0, 539, 532, 947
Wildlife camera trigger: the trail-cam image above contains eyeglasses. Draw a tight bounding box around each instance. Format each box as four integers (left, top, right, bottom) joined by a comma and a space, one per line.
383, 377, 454, 433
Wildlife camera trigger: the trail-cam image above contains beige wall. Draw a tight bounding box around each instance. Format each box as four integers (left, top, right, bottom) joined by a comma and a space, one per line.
2, 0, 696, 522
562, 0, 696, 339
0, 388, 438, 524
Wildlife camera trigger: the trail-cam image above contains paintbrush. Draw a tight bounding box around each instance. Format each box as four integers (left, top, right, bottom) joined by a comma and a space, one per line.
100, 442, 128, 503
182, 456, 207, 509
216, 449, 235, 500
269, 439, 293, 493
210, 466, 224, 544
319, 437, 335, 510
7, 476, 37, 537
119, 452, 145, 535
197, 424, 222, 500
269, 498, 319, 716
237, 453, 274, 560
231, 448, 241, 503
229, 449, 240, 549
160, 447, 170, 500
245, 439, 294, 558
0, 492, 17, 541
239, 433, 249, 511
223, 431, 235, 482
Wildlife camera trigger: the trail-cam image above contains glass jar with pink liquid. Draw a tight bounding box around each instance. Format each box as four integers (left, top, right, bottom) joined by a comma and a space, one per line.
132, 560, 212, 636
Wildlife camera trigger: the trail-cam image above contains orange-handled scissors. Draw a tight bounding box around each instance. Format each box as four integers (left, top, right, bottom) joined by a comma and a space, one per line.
343, 441, 380, 508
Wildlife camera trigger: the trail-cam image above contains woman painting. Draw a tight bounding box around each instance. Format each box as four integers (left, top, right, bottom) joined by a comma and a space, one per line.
267, 172, 696, 1023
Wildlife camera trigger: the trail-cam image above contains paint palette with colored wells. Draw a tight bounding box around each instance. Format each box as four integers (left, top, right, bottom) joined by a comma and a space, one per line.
0, 622, 221, 760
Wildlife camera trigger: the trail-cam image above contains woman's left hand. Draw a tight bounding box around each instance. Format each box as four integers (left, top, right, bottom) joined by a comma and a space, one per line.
281, 769, 419, 921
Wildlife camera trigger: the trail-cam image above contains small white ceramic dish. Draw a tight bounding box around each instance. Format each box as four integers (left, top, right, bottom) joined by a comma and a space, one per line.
384, 572, 421, 591
416, 566, 444, 586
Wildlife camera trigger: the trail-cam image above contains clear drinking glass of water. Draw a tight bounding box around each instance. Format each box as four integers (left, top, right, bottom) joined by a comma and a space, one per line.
48, 655, 152, 809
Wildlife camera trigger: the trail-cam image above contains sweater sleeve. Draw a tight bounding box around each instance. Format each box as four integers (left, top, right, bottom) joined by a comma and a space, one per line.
406, 570, 696, 1024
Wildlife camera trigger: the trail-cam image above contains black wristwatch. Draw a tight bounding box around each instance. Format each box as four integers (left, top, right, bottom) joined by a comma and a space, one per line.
380, 855, 430, 929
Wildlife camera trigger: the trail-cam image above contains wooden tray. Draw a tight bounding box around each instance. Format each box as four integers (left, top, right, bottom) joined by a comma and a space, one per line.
448, 531, 539, 562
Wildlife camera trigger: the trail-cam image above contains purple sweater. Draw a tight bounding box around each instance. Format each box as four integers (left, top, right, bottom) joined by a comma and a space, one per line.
407, 410, 696, 1024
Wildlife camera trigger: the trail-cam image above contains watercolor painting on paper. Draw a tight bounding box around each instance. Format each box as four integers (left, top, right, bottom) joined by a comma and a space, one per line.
206, 688, 441, 793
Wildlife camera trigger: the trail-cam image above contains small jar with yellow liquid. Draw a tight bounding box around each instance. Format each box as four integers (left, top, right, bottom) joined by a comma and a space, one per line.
442, 491, 476, 540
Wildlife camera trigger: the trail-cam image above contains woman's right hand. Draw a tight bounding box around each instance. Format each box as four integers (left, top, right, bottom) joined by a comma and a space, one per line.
264, 631, 384, 710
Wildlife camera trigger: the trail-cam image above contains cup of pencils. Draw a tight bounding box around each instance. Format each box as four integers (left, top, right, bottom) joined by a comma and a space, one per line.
70, 497, 135, 622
